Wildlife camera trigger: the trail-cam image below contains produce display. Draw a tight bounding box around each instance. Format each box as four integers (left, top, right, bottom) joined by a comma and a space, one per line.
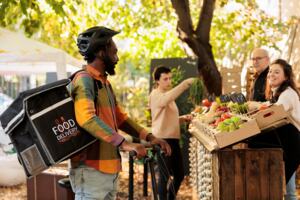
188, 79, 205, 106
192, 100, 253, 134
188, 92, 291, 199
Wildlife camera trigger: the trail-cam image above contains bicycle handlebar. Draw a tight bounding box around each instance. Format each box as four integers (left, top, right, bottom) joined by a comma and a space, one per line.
129, 144, 163, 158
129, 150, 137, 157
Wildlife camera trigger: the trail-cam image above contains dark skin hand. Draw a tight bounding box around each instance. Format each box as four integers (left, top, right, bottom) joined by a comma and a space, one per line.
146, 134, 172, 156
120, 134, 171, 158
120, 140, 147, 159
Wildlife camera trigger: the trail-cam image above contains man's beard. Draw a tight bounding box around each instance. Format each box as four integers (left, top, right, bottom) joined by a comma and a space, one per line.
103, 55, 116, 75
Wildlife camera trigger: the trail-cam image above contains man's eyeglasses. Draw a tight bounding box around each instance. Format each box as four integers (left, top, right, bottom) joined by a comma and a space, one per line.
251, 56, 267, 61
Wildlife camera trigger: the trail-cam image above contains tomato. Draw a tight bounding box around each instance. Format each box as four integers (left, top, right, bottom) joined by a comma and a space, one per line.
202, 99, 212, 107
220, 113, 231, 121
259, 104, 269, 111
193, 106, 202, 113
214, 118, 222, 126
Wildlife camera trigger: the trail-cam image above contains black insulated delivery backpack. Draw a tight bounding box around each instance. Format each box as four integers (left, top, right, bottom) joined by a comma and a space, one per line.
0, 74, 97, 178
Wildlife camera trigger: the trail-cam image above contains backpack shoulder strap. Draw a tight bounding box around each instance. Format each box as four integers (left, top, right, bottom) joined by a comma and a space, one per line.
69, 69, 101, 108
68, 69, 85, 80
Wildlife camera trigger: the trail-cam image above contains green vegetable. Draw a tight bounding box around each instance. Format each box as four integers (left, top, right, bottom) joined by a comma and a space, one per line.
188, 78, 204, 106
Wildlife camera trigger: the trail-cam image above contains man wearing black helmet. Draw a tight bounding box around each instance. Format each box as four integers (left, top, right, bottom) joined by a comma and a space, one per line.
69, 26, 171, 200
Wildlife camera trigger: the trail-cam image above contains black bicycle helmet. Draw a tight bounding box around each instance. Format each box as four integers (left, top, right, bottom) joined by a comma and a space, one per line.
77, 26, 120, 56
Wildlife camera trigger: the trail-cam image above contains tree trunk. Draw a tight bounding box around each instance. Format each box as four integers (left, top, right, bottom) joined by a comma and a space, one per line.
171, 0, 222, 95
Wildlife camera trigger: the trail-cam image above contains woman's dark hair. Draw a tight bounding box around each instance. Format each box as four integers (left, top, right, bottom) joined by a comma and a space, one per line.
152, 65, 171, 81
265, 59, 300, 102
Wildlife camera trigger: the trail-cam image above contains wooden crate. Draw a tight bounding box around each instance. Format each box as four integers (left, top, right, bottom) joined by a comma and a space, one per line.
214, 148, 284, 200
27, 168, 74, 200
189, 138, 284, 200
251, 104, 289, 130
189, 118, 260, 152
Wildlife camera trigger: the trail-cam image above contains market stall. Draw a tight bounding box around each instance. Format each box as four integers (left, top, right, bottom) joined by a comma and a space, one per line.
188, 96, 292, 199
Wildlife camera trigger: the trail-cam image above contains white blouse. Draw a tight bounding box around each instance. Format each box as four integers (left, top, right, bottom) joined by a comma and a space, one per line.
273, 87, 300, 131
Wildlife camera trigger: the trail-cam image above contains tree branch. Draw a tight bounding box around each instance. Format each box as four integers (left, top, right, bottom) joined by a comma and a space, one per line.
196, 0, 215, 42
171, 0, 194, 37
170, 0, 222, 95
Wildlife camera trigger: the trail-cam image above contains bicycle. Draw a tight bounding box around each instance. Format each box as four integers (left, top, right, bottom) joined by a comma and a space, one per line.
58, 144, 174, 200
129, 144, 175, 200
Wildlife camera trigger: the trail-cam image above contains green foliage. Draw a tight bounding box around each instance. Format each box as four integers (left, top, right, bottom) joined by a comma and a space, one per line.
170, 66, 194, 115
171, 66, 185, 86
188, 78, 204, 106
0, 0, 291, 69
210, 0, 289, 68
0, 0, 185, 126
0, 0, 291, 126
109, 60, 150, 125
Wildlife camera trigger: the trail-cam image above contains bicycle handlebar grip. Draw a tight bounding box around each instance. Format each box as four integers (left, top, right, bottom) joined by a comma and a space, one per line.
129, 150, 137, 157
153, 144, 161, 152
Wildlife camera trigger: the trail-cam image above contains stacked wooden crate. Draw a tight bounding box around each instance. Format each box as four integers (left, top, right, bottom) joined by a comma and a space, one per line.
189, 138, 284, 200
27, 166, 73, 200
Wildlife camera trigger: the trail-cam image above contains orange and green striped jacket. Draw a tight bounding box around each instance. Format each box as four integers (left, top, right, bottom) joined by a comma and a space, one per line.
69, 65, 149, 174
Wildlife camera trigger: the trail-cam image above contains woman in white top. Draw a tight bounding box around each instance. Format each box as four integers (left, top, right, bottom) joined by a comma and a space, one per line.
266, 59, 300, 129
149, 66, 194, 200
266, 59, 300, 200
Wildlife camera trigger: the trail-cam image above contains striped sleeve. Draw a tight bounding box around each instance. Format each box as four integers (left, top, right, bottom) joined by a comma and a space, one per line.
71, 72, 124, 146
116, 105, 148, 140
